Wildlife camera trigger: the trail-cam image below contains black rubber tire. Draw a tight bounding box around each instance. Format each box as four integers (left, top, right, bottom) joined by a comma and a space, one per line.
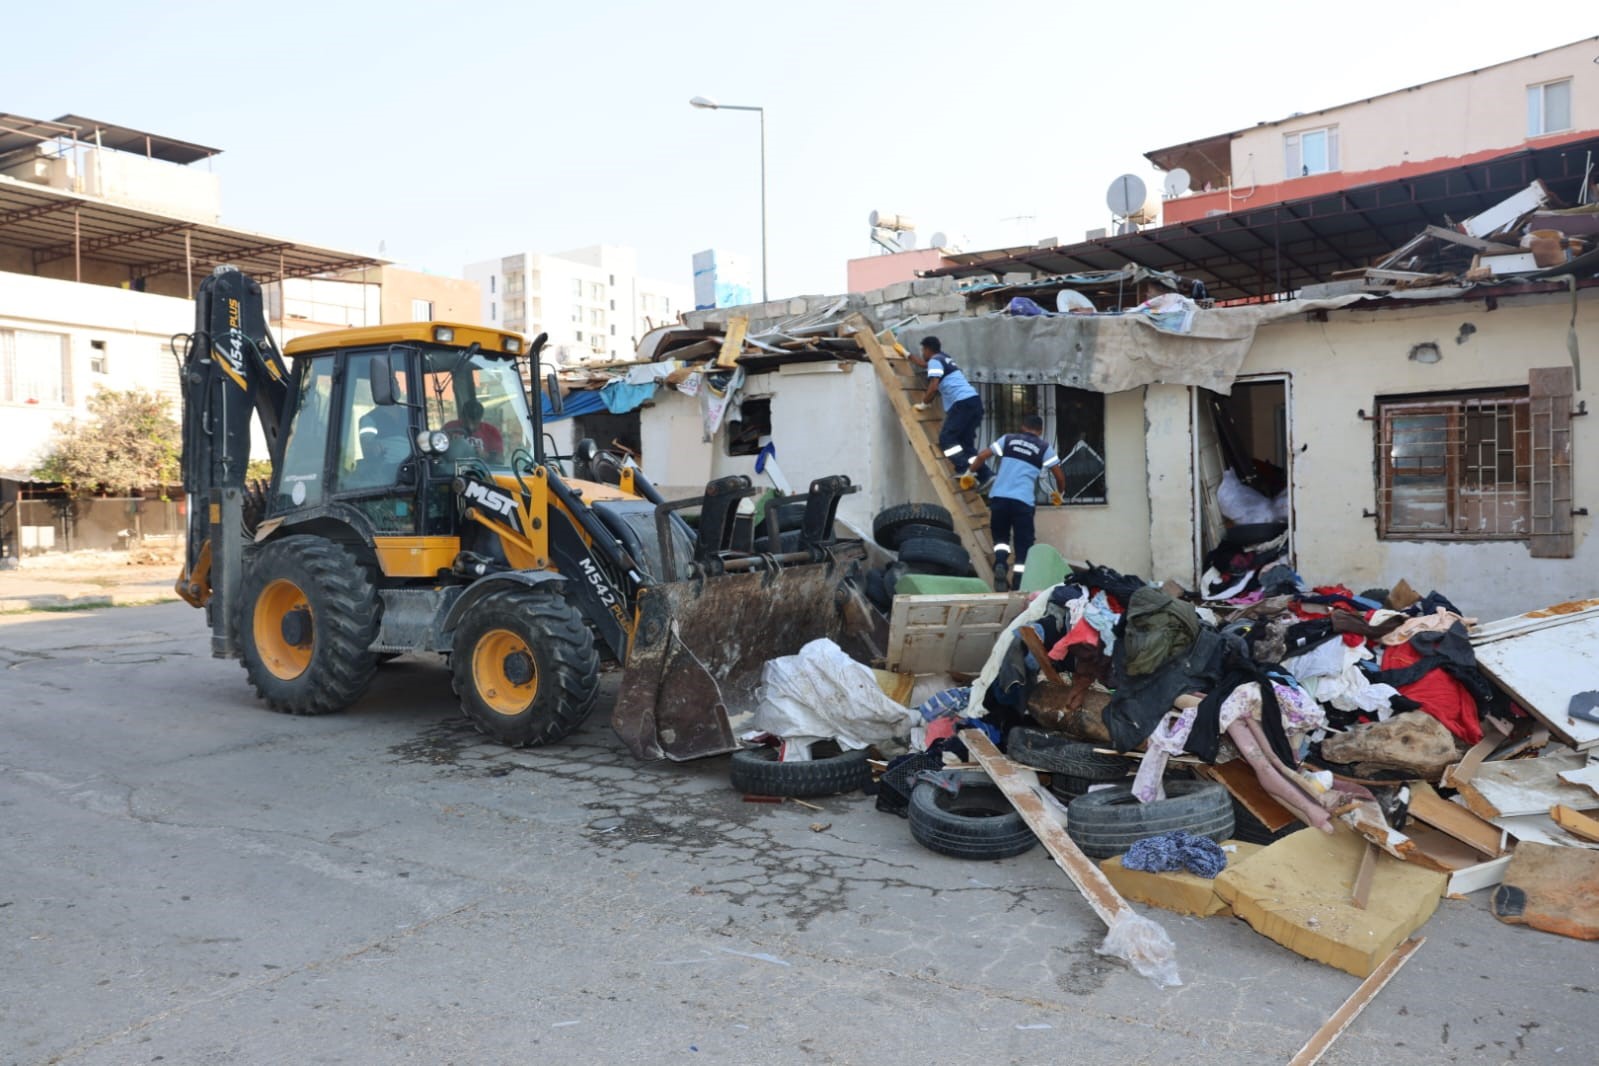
768, 496, 810, 529
236, 536, 379, 716
753, 528, 804, 554
1065, 781, 1235, 860
1006, 727, 1135, 781
896, 522, 962, 546
1229, 797, 1304, 845
873, 503, 954, 550
908, 771, 1037, 860
729, 744, 871, 798
896, 536, 974, 576
1046, 773, 1103, 803
450, 587, 600, 747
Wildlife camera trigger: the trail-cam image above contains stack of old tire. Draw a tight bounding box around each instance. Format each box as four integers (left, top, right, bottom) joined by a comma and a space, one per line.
863, 503, 973, 613
905, 728, 1234, 862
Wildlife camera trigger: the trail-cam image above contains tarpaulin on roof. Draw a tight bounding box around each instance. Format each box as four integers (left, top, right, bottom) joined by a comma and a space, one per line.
895, 296, 1366, 395
542, 388, 606, 422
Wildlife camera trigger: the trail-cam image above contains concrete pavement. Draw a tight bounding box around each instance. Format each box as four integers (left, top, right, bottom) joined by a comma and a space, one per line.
0, 557, 179, 613
1, 602, 1590, 1065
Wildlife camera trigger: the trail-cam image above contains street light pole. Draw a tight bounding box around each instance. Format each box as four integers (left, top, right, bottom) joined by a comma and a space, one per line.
689, 96, 767, 303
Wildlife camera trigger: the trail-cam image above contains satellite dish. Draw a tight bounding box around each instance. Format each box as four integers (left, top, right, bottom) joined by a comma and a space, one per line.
900, 231, 917, 250
1116, 221, 1140, 236
1106, 174, 1159, 224
868, 209, 880, 227
1162, 167, 1191, 199
930, 231, 948, 249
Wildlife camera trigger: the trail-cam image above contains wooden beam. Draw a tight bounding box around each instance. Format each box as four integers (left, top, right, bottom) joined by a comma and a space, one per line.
1406, 782, 1505, 857
1550, 805, 1599, 843
960, 730, 1138, 929
850, 315, 993, 576
717, 316, 748, 368
1288, 938, 1425, 1066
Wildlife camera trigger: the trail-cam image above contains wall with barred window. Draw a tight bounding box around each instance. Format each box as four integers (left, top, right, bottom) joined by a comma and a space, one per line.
1197, 289, 1596, 619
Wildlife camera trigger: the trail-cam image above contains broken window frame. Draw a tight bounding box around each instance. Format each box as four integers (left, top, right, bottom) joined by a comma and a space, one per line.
1374, 388, 1534, 541
724, 396, 772, 457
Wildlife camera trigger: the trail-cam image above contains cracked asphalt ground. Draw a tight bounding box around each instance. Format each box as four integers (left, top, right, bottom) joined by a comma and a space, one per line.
2, 603, 1592, 1065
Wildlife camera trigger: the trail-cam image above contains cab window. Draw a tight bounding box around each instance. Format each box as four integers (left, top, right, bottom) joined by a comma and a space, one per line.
276, 357, 335, 510
336, 352, 412, 491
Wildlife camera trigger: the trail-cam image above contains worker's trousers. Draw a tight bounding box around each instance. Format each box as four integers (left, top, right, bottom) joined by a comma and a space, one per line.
988, 496, 1036, 591
938, 396, 988, 480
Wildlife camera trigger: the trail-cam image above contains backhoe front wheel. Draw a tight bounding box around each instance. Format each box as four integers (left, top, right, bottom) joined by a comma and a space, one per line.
236, 536, 380, 715
451, 588, 600, 747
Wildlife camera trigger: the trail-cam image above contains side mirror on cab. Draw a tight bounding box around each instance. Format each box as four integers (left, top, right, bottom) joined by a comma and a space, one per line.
370, 351, 401, 406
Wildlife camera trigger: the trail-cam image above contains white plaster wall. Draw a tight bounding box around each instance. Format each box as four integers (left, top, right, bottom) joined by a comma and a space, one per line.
1234, 291, 1597, 619
0, 271, 190, 473
82, 151, 221, 223
1034, 388, 1153, 577
1143, 384, 1198, 583
1228, 37, 1597, 182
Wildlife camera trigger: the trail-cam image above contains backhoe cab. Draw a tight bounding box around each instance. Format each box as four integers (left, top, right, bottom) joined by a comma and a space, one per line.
177, 266, 866, 760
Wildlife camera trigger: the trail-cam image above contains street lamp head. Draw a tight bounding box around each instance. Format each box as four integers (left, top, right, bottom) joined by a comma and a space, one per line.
689, 96, 719, 110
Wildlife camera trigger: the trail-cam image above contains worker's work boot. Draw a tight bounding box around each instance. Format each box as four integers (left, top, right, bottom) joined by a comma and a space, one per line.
992, 549, 1010, 592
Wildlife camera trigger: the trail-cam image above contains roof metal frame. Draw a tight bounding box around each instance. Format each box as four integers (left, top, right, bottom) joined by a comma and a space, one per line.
0, 177, 381, 285
929, 137, 1599, 302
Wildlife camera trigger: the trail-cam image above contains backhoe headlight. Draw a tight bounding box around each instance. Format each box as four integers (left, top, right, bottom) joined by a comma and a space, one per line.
432, 326, 455, 343
417, 429, 450, 454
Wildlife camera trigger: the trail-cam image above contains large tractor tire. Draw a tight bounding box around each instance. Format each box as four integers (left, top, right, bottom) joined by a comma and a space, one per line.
236, 536, 380, 715
451, 587, 600, 747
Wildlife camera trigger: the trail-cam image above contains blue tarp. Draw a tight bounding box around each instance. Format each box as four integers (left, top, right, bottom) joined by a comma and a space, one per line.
541, 388, 607, 423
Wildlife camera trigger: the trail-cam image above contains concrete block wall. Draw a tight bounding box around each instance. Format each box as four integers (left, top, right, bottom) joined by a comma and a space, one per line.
678, 274, 978, 338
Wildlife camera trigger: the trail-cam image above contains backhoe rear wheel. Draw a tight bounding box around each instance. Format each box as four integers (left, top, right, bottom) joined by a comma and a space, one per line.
451, 587, 600, 747
236, 536, 380, 715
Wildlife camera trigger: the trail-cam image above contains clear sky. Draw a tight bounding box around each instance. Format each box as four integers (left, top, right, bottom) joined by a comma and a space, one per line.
5, 2, 1587, 296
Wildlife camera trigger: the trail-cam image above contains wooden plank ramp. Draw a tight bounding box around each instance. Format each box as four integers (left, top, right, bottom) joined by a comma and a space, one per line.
848, 314, 994, 578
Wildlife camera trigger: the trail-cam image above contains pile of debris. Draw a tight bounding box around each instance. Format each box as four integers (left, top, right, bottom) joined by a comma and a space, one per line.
1303, 179, 1599, 299
720, 513, 1599, 1017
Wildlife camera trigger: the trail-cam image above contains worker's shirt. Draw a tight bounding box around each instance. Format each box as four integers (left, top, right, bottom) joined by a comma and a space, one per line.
988, 431, 1059, 506
925, 353, 979, 411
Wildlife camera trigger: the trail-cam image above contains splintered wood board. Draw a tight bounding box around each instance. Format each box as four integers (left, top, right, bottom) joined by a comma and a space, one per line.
1451, 749, 1593, 818
1471, 605, 1599, 751
1196, 758, 1299, 832
1406, 781, 1505, 856
1287, 938, 1425, 1066
886, 592, 1029, 675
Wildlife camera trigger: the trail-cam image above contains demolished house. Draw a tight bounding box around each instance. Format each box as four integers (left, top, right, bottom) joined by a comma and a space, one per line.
524, 120, 1599, 1045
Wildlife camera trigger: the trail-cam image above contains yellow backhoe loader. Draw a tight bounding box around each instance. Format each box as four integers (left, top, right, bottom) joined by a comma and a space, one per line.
174, 266, 868, 759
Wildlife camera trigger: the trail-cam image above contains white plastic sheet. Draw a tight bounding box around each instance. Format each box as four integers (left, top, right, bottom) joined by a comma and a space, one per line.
752, 639, 920, 756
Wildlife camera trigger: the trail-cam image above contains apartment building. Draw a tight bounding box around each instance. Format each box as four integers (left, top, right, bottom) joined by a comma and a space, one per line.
1148, 36, 1599, 223
464, 245, 690, 364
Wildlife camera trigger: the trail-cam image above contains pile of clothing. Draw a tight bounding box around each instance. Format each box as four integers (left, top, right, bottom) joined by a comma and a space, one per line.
966, 561, 1509, 828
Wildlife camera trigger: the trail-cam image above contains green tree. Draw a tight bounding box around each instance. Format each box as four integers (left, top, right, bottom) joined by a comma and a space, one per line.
33, 387, 181, 498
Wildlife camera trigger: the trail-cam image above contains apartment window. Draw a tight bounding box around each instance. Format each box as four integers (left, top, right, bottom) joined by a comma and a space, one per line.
0, 328, 71, 405
609, 274, 615, 286
490, 275, 496, 294
641, 293, 653, 312
610, 324, 617, 336
572, 278, 584, 298
575, 330, 584, 341
979, 384, 1106, 504
589, 334, 606, 354
490, 302, 497, 320
410, 299, 433, 322
590, 282, 604, 301
1377, 389, 1536, 540
1284, 125, 1339, 178
90, 339, 108, 374
609, 299, 616, 311
1527, 79, 1572, 136
590, 309, 604, 327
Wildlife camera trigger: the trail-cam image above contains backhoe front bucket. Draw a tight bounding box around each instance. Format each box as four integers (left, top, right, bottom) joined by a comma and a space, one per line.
612, 551, 865, 761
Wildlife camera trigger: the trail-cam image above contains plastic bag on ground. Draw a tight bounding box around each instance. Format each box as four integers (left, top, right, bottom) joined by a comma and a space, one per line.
1096, 910, 1182, 988
753, 638, 921, 753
